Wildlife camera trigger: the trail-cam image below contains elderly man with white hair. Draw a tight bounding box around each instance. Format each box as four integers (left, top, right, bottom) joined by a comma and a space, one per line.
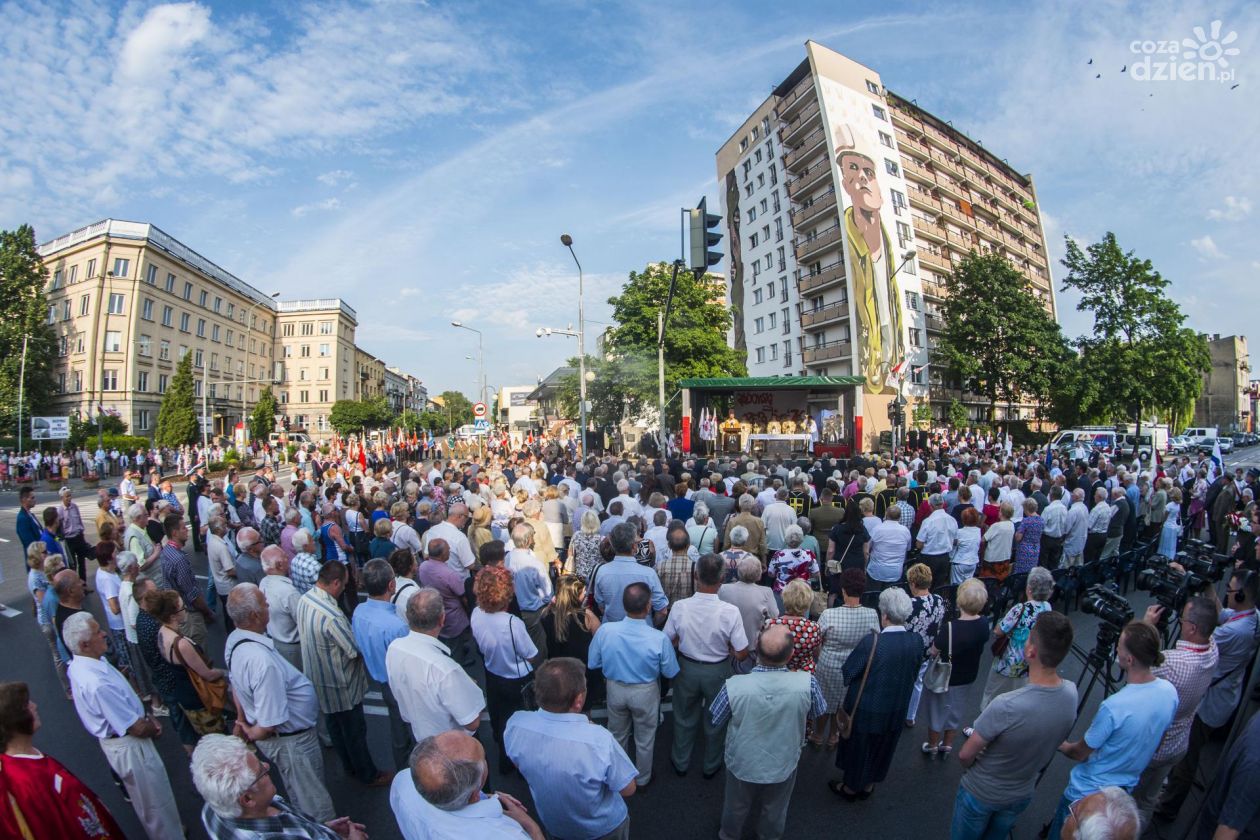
192, 734, 366, 839
259, 545, 303, 670
225, 583, 336, 822
289, 529, 321, 595
231, 525, 263, 587
610, 479, 643, 522
124, 501, 166, 587
390, 730, 543, 840
64, 611, 183, 839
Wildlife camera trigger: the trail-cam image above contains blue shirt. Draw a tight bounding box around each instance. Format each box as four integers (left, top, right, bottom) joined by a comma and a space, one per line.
351, 598, 409, 683
512, 565, 551, 613
1065, 677, 1179, 801
504, 710, 637, 839
592, 556, 668, 622
588, 617, 679, 684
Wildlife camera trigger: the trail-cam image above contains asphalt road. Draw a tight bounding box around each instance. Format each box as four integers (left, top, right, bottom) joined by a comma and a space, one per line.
1, 459, 1250, 839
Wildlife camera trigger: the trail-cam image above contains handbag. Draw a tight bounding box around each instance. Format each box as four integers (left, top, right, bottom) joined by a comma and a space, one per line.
827, 531, 857, 576
835, 629, 879, 740
170, 633, 227, 716
990, 603, 1027, 658
924, 622, 953, 694
508, 616, 537, 709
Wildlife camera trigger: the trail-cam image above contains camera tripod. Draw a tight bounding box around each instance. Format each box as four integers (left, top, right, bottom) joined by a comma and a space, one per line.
1067, 625, 1125, 717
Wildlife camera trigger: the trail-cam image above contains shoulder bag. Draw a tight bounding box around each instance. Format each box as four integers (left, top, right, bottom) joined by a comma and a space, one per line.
508, 616, 538, 710
990, 603, 1027, 658
835, 629, 879, 740
170, 634, 228, 735
924, 621, 952, 694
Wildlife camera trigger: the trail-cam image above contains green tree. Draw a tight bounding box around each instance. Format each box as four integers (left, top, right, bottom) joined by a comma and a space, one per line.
1059, 233, 1210, 432
559, 262, 746, 429
911, 401, 933, 430
328, 397, 393, 434
155, 353, 199, 446
934, 251, 1069, 421
436, 391, 475, 429
67, 414, 129, 449
250, 386, 278, 442
947, 398, 969, 430
0, 224, 57, 436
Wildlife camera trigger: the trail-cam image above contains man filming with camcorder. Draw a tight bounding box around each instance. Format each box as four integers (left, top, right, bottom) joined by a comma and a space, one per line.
1153, 567, 1259, 822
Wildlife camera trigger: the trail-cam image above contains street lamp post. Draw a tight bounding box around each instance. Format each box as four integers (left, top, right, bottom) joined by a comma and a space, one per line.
560, 234, 588, 460
235, 292, 280, 448
450, 321, 485, 410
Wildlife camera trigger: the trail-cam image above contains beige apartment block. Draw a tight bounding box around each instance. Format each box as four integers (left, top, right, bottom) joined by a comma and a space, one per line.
717, 41, 1056, 429
38, 219, 424, 442
1193, 334, 1250, 433
38, 220, 278, 439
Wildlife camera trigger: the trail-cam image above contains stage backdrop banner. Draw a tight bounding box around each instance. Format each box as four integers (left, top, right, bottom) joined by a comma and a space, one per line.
732, 391, 808, 426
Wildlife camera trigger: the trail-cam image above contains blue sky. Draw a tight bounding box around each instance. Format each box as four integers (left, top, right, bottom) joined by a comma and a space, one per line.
2, 0, 1256, 398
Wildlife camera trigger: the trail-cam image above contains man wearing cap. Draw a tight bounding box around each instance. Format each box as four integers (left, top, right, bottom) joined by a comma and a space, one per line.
836, 122, 905, 396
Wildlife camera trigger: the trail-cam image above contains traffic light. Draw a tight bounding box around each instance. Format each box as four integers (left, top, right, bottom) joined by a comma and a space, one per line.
688, 197, 723, 273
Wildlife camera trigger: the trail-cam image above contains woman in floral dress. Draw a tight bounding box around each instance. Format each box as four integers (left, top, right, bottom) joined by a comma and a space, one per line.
904, 563, 946, 727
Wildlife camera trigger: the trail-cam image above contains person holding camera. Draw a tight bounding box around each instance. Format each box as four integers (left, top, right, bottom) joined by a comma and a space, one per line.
1129, 597, 1220, 828
1047, 621, 1178, 839
1155, 569, 1259, 821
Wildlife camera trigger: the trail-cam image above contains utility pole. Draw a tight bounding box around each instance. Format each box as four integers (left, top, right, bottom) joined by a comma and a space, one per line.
17, 334, 28, 453
658, 309, 666, 454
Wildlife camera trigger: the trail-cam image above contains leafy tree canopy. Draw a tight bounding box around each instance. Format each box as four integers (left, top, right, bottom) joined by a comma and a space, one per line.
0, 224, 57, 434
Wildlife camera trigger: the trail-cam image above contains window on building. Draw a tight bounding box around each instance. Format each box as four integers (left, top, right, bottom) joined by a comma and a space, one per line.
51, 269, 63, 289
210, 353, 219, 371
319, 389, 329, 402
79, 295, 90, 316
196, 318, 206, 337
58, 335, 68, 356
768, 312, 777, 329
141, 298, 154, 321
772, 191, 781, 213
85, 258, 97, 278
872, 104, 887, 121
183, 282, 193, 301
909, 328, 923, 348
769, 343, 778, 360
194, 380, 202, 397
885, 158, 901, 177
102, 369, 118, 390
300, 322, 314, 336
749, 232, 759, 248
211, 324, 220, 342
300, 390, 310, 403
61, 301, 71, 321
105, 293, 125, 314
747, 208, 756, 223
319, 321, 333, 335
282, 323, 294, 337
757, 173, 765, 188
753, 288, 763, 305
67, 265, 78, 284
319, 367, 329, 380
138, 334, 152, 356
769, 164, 777, 186
158, 339, 170, 360
57, 372, 65, 392
755, 347, 765, 364
774, 218, 783, 242
104, 330, 121, 352
896, 221, 913, 249
158, 374, 168, 393
193, 349, 203, 368
198, 290, 208, 308
300, 345, 311, 358
901, 255, 917, 275
143, 265, 157, 285
179, 312, 190, 332
137, 371, 148, 392
783, 340, 793, 366
782, 307, 791, 333
72, 370, 82, 391
754, 317, 764, 334
866, 80, 881, 94
179, 344, 189, 360
905, 291, 920, 310
745, 183, 753, 198
165, 273, 176, 292
112, 258, 129, 277
879, 131, 893, 148
161, 306, 173, 327
890, 189, 906, 216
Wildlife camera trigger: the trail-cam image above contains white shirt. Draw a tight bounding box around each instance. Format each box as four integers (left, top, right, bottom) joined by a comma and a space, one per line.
119, 580, 141, 644
663, 592, 749, 663
94, 569, 125, 631
999, 488, 1026, 522
610, 494, 642, 521
225, 628, 318, 733
385, 632, 484, 741
917, 508, 958, 555
67, 655, 145, 739
471, 608, 537, 679
391, 521, 423, 556
761, 501, 797, 550
423, 521, 476, 577
390, 773, 530, 840
506, 549, 553, 602
259, 574, 302, 645
1042, 500, 1068, 538
984, 520, 1015, 563
207, 533, 237, 596
868, 520, 912, 582
644, 525, 670, 561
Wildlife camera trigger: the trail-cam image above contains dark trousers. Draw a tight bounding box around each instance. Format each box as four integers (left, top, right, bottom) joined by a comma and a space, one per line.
190, 516, 203, 553
1155, 716, 1222, 817
442, 627, 485, 687
485, 670, 531, 772
1084, 532, 1106, 566
1039, 534, 1064, 569
378, 681, 415, 771
920, 553, 951, 590
64, 533, 92, 580
326, 704, 379, 783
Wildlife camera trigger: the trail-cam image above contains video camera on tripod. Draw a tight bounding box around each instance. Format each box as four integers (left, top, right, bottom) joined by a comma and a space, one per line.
1080, 584, 1135, 629
1136, 540, 1230, 613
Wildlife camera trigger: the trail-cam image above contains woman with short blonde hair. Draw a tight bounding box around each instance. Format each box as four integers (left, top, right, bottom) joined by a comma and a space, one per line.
921, 577, 990, 755
762, 578, 823, 673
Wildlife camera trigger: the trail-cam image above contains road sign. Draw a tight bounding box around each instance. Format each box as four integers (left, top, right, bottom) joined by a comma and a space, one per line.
473, 402, 487, 418
474, 418, 490, 431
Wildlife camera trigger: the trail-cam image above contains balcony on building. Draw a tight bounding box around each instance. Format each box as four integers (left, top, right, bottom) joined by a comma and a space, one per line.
796, 258, 846, 295
921, 278, 948, 300
900, 156, 935, 187
794, 224, 842, 263
783, 125, 827, 171
916, 244, 950, 273
789, 188, 837, 228
800, 299, 850, 329
786, 158, 831, 199
907, 185, 943, 214
913, 216, 947, 243
929, 147, 964, 180
894, 127, 928, 159
778, 97, 821, 146
803, 339, 852, 366
774, 74, 816, 121
924, 313, 945, 333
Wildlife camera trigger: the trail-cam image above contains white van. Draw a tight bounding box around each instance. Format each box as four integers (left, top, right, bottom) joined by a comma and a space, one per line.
1182, 427, 1219, 446
268, 432, 313, 447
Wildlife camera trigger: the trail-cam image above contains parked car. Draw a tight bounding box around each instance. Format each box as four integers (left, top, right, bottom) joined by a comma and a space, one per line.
1219, 437, 1235, 453
1167, 435, 1192, 454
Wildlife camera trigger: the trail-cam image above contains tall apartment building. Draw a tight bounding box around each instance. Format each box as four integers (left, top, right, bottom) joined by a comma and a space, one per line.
717, 42, 1055, 425
1193, 334, 1250, 433
38, 219, 425, 441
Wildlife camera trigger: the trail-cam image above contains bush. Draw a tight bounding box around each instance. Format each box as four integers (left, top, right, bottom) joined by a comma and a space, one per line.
101, 435, 152, 452
221, 449, 241, 464
286, 444, 298, 460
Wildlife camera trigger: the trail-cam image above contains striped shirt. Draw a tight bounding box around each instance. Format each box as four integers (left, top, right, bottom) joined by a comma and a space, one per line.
1151, 638, 1219, 761
295, 586, 367, 713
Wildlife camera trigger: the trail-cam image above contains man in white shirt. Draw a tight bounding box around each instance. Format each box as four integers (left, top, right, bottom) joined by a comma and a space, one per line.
915, 493, 958, 589
644, 509, 671, 561
258, 549, 303, 670
64, 612, 184, 839
391, 730, 542, 840
1040, 486, 1069, 570
422, 503, 476, 577
998, 476, 1026, 524
761, 488, 798, 552
664, 553, 750, 778
755, 479, 780, 512
610, 480, 643, 523
866, 505, 912, 586
386, 588, 484, 742
1085, 488, 1113, 565
1063, 488, 1090, 567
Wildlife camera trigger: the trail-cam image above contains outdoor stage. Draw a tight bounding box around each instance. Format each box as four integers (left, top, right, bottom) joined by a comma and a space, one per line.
679, 376, 864, 459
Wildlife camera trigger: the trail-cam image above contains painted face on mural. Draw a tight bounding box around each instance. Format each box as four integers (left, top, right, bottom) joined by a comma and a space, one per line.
838, 151, 882, 214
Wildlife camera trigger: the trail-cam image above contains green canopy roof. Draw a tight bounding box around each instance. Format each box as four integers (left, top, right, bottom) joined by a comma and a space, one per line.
678, 376, 863, 390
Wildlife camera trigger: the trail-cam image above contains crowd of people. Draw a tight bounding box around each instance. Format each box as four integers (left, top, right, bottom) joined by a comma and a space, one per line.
5, 430, 1260, 840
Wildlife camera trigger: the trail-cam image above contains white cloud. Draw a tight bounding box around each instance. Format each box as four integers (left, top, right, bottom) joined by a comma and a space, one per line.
448, 263, 622, 332
317, 170, 354, 187
1190, 234, 1226, 259
398, 287, 421, 298
291, 198, 340, 217
1207, 196, 1253, 221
